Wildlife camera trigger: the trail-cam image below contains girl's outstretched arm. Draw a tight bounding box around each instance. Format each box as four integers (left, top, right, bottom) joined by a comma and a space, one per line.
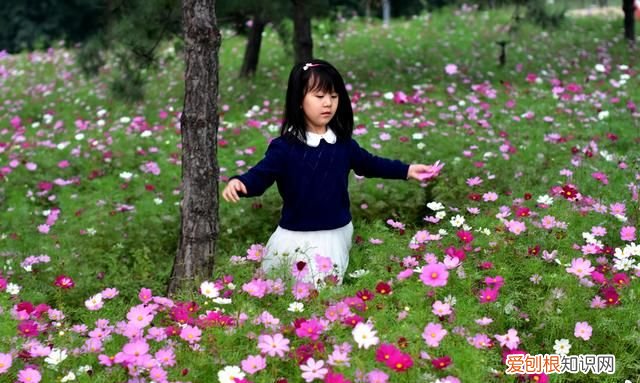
226, 138, 286, 199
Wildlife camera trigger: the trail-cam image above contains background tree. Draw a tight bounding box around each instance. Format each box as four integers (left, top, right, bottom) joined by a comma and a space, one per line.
217, 1, 292, 77
622, 0, 635, 43
168, 0, 221, 295
293, 0, 314, 63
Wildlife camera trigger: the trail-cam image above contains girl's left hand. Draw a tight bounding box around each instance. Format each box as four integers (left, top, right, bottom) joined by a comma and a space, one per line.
407, 164, 438, 181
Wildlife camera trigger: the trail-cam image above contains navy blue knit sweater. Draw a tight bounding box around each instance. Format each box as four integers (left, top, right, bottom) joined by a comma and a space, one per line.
232, 136, 410, 231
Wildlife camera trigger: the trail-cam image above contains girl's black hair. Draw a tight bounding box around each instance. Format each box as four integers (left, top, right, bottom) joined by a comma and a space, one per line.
280, 59, 354, 142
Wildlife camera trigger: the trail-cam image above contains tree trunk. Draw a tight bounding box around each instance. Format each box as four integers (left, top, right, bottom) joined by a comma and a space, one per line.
239, 16, 266, 78
622, 0, 635, 42
382, 0, 391, 26
168, 0, 221, 295
292, 0, 313, 64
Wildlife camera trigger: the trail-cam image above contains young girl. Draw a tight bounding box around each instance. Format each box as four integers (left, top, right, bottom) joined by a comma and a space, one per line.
223, 59, 435, 286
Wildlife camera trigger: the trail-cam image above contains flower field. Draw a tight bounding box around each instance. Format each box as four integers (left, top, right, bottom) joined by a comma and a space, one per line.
0, 6, 639, 383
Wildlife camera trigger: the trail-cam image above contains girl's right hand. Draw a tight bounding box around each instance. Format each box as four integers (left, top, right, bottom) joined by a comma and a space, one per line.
222, 179, 247, 203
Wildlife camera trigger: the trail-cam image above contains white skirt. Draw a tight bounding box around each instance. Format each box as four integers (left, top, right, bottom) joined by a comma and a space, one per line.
261, 222, 354, 286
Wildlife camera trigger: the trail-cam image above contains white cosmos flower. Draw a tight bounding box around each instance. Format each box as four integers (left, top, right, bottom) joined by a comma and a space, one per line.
536, 194, 554, 205
288, 302, 304, 312
352, 322, 379, 349
450, 215, 465, 227
200, 281, 220, 299
553, 339, 571, 355
427, 201, 445, 211
119, 172, 133, 181
45, 348, 68, 366
348, 269, 369, 278
218, 365, 245, 383
6, 283, 21, 295
61, 372, 76, 382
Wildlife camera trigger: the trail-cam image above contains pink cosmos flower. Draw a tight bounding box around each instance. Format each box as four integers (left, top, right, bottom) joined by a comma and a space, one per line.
505, 220, 526, 235
419, 263, 449, 287
495, 329, 520, 350
620, 226, 636, 241
243, 279, 268, 298
292, 282, 313, 300
591, 172, 608, 185
468, 333, 492, 349
246, 244, 265, 262
0, 353, 12, 373
466, 176, 483, 187
138, 288, 153, 303
122, 340, 149, 358
574, 322, 592, 341
422, 322, 447, 347
314, 255, 333, 274
444, 64, 458, 75
566, 258, 595, 278
257, 333, 290, 357
18, 368, 41, 383
432, 301, 452, 317
180, 325, 202, 344
482, 192, 498, 202
155, 348, 176, 367
127, 305, 154, 328
300, 358, 328, 382
366, 370, 388, 383
241, 354, 267, 374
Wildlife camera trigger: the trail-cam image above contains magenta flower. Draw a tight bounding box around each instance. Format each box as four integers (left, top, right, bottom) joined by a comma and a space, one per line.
419, 263, 449, 287
241, 354, 267, 374
257, 333, 290, 357
478, 287, 499, 303
17, 320, 39, 337
296, 318, 324, 341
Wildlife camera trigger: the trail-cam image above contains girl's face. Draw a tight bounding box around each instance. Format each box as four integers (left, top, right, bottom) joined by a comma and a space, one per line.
301, 86, 338, 133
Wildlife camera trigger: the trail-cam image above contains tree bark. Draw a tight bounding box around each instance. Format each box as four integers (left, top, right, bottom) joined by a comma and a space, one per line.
622, 0, 635, 42
168, 0, 221, 295
292, 0, 313, 64
240, 16, 266, 78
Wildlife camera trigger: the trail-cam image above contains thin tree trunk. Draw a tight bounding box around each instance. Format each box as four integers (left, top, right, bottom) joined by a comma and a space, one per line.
240, 16, 266, 78
382, 0, 391, 26
168, 0, 221, 295
622, 0, 635, 42
292, 0, 313, 64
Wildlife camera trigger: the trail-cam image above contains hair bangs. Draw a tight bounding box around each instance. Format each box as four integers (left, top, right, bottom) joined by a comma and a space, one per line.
304, 71, 336, 95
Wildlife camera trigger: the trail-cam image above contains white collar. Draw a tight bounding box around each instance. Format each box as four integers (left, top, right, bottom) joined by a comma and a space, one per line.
305, 127, 337, 147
